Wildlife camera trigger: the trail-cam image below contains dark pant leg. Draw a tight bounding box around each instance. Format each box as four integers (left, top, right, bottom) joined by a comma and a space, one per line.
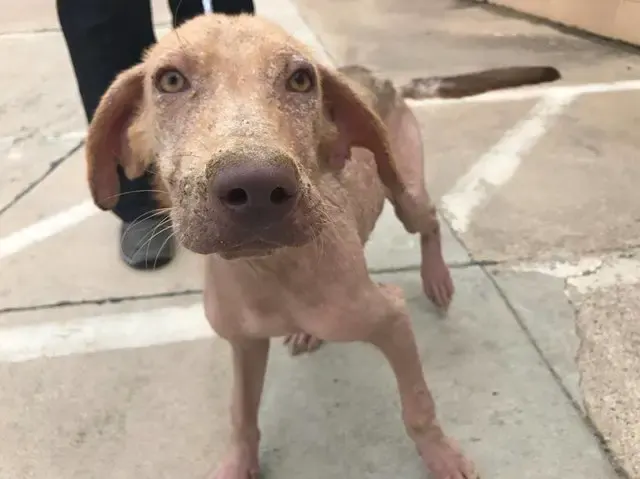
168, 0, 205, 26
57, 0, 158, 223
211, 0, 255, 14
167, 0, 255, 24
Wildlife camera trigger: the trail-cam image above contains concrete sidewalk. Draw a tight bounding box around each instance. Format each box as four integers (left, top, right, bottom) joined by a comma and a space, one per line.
1, 0, 639, 478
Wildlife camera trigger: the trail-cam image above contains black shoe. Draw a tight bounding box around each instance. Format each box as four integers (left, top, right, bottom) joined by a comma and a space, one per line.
119, 215, 176, 270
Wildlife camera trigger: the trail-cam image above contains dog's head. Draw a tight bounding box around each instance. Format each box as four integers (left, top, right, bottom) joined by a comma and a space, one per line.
86, 14, 402, 258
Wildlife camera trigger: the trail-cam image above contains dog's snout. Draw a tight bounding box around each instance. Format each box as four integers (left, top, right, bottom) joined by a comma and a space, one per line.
211, 161, 299, 224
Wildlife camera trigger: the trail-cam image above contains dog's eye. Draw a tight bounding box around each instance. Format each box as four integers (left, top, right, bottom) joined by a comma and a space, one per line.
156, 69, 189, 93
286, 68, 315, 93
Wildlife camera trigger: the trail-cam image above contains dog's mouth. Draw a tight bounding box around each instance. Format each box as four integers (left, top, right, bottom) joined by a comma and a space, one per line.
173, 197, 323, 258
178, 223, 316, 258
216, 222, 313, 257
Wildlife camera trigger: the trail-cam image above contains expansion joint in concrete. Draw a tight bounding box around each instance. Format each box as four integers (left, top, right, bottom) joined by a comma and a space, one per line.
0, 288, 203, 316
0, 140, 84, 217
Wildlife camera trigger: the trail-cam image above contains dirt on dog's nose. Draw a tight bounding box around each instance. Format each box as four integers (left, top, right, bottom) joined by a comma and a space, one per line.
211, 161, 299, 225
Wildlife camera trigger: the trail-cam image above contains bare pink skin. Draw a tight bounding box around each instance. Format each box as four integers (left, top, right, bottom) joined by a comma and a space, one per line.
385, 94, 454, 312
282, 105, 453, 354
82, 14, 558, 479
212, 339, 267, 479
203, 71, 464, 474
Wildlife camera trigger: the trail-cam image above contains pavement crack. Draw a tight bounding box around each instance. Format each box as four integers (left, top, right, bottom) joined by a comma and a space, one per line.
448, 259, 502, 268
0, 140, 84, 217
0, 289, 203, 315
436, 217, 629, 476
481, 264, 631, 478
369, 265, 420, 274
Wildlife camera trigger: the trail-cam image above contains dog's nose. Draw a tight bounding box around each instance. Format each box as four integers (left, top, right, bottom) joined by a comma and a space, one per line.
211, 162, 299, 224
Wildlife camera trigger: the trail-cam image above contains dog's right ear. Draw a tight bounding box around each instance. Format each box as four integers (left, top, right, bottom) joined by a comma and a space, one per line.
85, 64, 148, 210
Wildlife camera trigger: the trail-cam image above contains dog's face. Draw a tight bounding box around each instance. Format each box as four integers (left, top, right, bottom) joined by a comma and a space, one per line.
85, 14, 400, 258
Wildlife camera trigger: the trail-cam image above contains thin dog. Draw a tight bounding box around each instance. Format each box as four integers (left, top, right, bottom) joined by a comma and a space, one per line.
85, 13, 561, 479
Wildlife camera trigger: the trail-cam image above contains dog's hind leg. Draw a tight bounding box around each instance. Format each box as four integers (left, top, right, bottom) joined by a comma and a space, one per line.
283, 332, 324, 356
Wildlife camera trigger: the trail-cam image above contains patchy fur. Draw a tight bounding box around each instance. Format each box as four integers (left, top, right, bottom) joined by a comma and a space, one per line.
85, 13, 561, 479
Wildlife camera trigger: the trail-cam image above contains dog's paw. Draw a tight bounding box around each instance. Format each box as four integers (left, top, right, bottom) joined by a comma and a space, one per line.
283, 333, 324, 356
420, 235, 454, 311
419, 435, 479, 479
210, 449, 260, 479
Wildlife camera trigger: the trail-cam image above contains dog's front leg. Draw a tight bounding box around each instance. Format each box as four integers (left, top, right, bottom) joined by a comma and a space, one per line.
368, 284, 478, 479
384, 100, 454, 311
212, 338, 269, 479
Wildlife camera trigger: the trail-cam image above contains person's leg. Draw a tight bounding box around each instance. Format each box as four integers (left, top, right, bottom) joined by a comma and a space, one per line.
167, 0, 254, 25
168, 0, 205, 25
57, 0, 175, 269
210, 0, 255, 15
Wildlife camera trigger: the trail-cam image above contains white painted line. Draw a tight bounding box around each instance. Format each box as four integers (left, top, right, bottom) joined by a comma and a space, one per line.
0, 136, 21, 162
0, 303, 212, 363
440, 92, 575, 233
407, 79, 640, 107
0, 135, 15, 150
44, 131, 86, 143
0, 200, 99, 261
510, 255, 640, 294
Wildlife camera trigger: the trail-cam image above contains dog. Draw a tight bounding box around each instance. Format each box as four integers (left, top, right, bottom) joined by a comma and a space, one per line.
84, 13, 561, 479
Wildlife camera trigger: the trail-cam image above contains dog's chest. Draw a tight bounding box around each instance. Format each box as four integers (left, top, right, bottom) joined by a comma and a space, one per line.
204, 241, 373, 340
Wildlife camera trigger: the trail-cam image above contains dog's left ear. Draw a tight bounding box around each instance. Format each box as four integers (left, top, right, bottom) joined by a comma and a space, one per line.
318, 64, 405, 196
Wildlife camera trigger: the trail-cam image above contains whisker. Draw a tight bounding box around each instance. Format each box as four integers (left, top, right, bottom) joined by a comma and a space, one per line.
120, 209, 173, 256
100, 189, 170, 204
143, 218, 174, 262
154, 231, 176, 269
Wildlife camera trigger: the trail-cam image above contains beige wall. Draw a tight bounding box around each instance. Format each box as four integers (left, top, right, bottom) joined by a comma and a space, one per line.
487, 0, 640, 46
